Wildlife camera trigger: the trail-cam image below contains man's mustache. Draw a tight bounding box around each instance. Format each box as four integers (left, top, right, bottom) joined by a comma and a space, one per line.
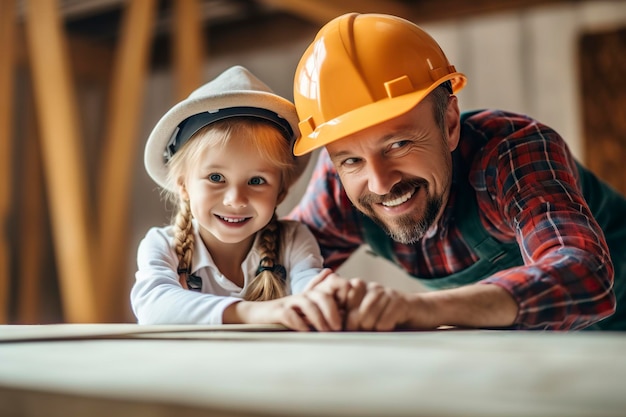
359, 178, 428, 205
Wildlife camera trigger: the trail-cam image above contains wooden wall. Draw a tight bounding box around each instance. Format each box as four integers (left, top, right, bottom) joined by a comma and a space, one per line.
579, 26, 626, 194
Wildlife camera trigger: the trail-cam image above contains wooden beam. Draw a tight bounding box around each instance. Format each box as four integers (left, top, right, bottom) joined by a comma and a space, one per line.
259, 0, 578, 26
0, 0, 16, 324
257, 0, 411, 25
98, 0, 156, 321
68, 37, 115, 84
403, 0, 580, 24
17, 85, 45, 324
173, 0, 205, 101
23, 0, 98, 323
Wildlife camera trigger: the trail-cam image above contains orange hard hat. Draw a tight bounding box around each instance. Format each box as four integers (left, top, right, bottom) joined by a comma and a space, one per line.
293, 13, 467, 156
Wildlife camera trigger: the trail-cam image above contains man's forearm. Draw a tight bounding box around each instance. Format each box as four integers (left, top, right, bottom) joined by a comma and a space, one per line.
406, 284, 518, 329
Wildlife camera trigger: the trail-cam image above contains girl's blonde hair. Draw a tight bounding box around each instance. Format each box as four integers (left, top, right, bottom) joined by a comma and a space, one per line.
163, 117, 299, 301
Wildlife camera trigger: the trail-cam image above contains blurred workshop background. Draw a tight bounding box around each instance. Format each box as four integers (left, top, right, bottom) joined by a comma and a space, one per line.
1, 0, 625, 324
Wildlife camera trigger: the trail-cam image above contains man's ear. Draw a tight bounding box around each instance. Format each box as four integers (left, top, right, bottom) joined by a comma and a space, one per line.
446, 95, 461, 151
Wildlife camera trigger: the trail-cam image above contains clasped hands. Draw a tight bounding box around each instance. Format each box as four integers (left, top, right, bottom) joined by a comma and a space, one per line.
230, 268, 435, 331
283, 268, 418, 332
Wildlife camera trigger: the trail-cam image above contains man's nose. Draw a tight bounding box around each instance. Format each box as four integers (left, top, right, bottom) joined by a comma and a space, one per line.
367, 159, 401, 196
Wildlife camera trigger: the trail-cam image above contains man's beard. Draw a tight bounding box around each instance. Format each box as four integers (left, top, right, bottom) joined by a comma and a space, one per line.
358, 178, 443, 244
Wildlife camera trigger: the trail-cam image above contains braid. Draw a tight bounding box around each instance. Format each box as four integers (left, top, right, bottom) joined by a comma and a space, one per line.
172, 199, 195, 289
243, 213, 287, 301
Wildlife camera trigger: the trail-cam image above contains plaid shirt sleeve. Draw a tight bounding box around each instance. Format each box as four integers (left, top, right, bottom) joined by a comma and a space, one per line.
467, 110, 615, 330
287, 150, 365, 270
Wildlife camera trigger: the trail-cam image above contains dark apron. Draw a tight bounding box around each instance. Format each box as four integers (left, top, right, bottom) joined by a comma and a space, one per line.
361, 113, 626, 330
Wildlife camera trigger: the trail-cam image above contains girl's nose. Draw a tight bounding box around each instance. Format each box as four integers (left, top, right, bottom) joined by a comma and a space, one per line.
223, 185, 248, 208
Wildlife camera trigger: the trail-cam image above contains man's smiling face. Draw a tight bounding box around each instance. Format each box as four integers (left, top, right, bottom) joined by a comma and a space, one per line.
326, 96, 460, 243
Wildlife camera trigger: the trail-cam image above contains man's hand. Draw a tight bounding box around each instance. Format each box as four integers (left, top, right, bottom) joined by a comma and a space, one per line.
306, 271, 435, 331
305, 270, 404, 329
343, 283, 519, 331
340, 281, 437, 331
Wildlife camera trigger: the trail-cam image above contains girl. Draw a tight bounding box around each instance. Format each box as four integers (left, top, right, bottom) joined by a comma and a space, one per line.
131, 66, 344, 331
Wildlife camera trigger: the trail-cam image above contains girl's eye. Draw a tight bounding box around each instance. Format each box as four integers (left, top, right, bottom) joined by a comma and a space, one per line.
208, 173, 224, 183
249, 177, 266, 185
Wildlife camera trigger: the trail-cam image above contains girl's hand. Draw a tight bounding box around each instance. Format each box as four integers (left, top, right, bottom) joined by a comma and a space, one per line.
305, 269, 354, 308
224, 290, 343, 332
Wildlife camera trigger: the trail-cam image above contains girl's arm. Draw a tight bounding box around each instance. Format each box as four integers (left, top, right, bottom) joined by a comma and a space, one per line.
131, 227, 240, 325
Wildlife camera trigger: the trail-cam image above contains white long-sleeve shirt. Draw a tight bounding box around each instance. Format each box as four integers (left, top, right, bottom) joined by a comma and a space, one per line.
131, 220, 324, 324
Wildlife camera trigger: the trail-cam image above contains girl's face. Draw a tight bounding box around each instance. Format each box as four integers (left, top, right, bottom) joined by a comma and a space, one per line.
179, 133, 283, 249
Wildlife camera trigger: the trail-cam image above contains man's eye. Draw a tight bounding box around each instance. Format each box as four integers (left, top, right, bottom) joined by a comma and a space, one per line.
342, 157, 359, 166
249, 177, 266, 185
390, 140, 409, 150
208, 173, 224, 182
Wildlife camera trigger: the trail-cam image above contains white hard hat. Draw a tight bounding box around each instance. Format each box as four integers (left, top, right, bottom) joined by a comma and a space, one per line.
144, 65, 307, 191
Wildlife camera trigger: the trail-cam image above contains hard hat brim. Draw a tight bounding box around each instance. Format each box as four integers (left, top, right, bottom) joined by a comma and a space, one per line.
293, 73, 466, 156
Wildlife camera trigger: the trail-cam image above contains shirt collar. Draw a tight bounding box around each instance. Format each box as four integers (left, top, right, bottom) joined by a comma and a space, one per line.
189, 219, 263, 275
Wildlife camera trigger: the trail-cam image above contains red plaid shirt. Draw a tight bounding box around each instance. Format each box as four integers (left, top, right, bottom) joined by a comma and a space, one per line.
288, 109, 615, 330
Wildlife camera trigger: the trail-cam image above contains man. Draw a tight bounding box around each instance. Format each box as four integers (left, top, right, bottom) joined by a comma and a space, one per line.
288, 12, 626, 330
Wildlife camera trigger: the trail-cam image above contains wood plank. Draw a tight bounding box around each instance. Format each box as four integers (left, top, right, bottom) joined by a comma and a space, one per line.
0, 0, 17, 323
1, 330, 625, 417
173, 0, 205, 101
23, 0, 98, 322
97, 0, 156, 322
